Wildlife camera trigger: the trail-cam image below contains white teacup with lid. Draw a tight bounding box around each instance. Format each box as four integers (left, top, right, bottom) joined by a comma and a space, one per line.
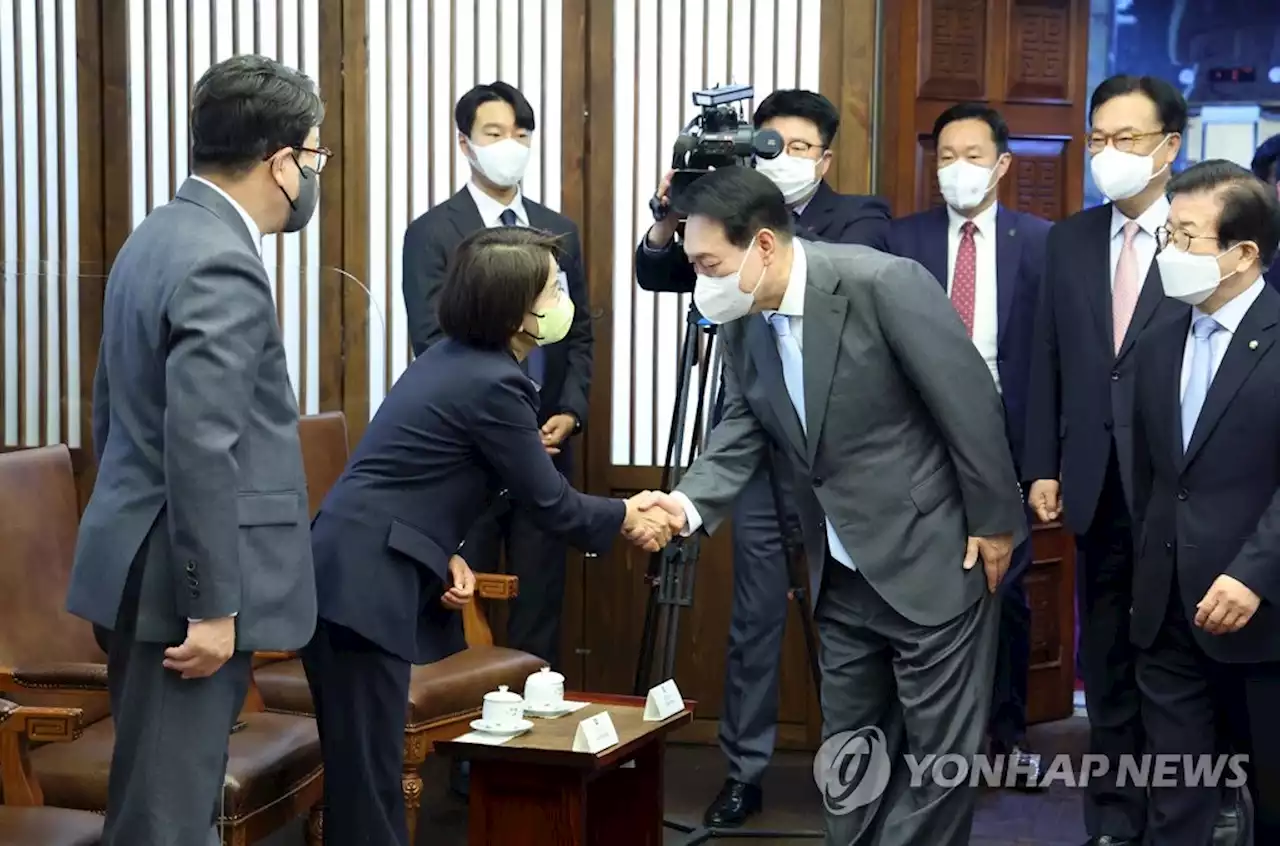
523, 666, 566, 711
480, 684, 524, 729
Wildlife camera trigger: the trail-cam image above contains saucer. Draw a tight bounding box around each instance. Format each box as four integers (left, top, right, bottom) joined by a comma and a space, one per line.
524, 703, 573, 718
469, 718, 533, 736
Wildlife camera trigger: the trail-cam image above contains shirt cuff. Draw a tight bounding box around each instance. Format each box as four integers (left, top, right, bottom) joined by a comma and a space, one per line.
641, 232, 674, 255
668, 491, 704, 536
188, 613, 237, 622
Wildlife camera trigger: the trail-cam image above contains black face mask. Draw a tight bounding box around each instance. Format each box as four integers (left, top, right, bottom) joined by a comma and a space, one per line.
277, 155, 319, 233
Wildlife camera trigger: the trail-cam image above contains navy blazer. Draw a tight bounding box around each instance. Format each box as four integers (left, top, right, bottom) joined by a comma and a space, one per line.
634, 180, 892, 294
886, 204, 1050, 474
311, 339, 626, 664
1023, 204, 1186, 534
1131, 285, 1280, 663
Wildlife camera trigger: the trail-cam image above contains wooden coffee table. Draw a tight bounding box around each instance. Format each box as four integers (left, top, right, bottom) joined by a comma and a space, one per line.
434, 692, 694, 846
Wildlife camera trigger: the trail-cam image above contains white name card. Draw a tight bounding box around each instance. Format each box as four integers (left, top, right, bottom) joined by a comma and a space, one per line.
643, 679, 685, 722
572, 711, 620, 754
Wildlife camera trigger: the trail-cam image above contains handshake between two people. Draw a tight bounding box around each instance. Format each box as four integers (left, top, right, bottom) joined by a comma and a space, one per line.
622, 490, 687, 552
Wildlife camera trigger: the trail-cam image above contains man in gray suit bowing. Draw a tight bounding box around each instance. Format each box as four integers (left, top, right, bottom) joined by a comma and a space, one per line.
659, 167, 1026, 846
67, 55, 325, 846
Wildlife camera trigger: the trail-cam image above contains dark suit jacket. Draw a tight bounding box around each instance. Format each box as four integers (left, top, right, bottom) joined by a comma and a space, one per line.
634, 181, 892, 294
1131, 285, 1280, 663
1022, 204, 1185, 534
886, 204, 1049, 476
402, 188, 593, 426
311, 339, 626, 664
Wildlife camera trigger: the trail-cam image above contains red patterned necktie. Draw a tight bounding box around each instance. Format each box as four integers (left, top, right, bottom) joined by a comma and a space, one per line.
951, 221, 977, 337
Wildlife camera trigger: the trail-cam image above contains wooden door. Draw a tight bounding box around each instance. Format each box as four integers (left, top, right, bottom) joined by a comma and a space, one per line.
878, 0, 1092, 724
575, 0, 879, 748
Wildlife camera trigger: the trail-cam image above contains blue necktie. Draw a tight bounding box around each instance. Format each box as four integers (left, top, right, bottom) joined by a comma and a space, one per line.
501, 208, 545, 387
1181, 314, 1222, 452
768, 313, 856, 570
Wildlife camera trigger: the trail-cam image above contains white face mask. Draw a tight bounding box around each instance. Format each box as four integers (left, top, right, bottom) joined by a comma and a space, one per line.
1089, 135, 1171, 202
693, 236, 766, 324
937, 160, 997, 211
755, 153, 821, 205
1155, 243, 1245, 306
467, 137, 532, 188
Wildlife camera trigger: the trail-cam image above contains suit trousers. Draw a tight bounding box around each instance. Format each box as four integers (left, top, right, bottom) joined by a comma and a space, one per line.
96, 554, 252, 846
301, 618, 413, 846
817, 561, 998, 846
720, 459, 798, 785
1075, 450, 1147, 840
988, 541, 1033, 751
1138, 569, 1280, 846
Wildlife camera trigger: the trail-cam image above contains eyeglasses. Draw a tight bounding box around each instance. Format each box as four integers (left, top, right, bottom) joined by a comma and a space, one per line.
1156, 224, 1220, 252
785, 140, 824, 156
1085, 131, 1164, 154
296, 146, 333, 173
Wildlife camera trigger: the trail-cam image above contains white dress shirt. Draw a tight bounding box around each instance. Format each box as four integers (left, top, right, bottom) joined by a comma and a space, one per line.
191, 175, 263, 256
670, 242, 857, 570
467, 180, 529, 228
1179, 278, 1265, 400
946, 203, 1001, 392
1109, 194, 1168, 290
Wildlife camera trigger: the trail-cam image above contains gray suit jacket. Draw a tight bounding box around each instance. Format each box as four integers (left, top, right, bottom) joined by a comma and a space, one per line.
67, 178, 316, 651
676, 240, 1027, 626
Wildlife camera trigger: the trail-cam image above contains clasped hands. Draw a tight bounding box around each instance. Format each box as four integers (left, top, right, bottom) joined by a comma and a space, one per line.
622, 491, 686, 552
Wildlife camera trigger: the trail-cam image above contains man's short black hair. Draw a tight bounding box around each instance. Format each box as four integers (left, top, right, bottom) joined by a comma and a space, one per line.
1167, 158, 1280, 267
1252, 134, 1280, 183
753, 90, 840, 147
455, 82, 536, 136
672, 167, 793, 249
932, 103, 1010, 154
190, 54, 324, 174
1089, 74, 1188, 135
436, 227, 563, 349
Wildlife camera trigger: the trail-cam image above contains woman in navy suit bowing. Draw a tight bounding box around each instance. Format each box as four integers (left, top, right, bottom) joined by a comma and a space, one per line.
302, 226, 677, 846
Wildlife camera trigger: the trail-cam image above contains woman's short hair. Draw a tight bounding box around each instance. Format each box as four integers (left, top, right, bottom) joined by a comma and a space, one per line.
437, 226, 564, 349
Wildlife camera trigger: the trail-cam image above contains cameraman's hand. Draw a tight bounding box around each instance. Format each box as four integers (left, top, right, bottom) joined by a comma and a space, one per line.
646, 170, 679, 247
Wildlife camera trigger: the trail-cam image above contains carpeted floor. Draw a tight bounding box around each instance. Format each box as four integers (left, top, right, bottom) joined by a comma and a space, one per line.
263, 716, 1092, 845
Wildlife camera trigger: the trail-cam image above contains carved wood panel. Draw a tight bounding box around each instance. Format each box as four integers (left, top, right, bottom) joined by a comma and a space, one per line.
919, 0, 987, 100
1006, 0, 1072, 103
1001, 138, 1069, 220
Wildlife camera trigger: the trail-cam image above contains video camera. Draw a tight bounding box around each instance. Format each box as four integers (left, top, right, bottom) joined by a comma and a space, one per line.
651, 83, 784, 220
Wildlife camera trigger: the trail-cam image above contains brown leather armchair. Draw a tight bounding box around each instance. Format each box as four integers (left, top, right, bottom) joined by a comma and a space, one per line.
0, 699, 103, 845
0, 445, 325, 845
252, 412, 547, 842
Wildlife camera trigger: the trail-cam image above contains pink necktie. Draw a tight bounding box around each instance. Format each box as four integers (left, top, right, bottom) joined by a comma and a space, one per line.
1112, 221, 1140, 354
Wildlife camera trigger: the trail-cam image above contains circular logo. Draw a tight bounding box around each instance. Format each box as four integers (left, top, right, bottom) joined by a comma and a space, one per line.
812, 726, 892, 815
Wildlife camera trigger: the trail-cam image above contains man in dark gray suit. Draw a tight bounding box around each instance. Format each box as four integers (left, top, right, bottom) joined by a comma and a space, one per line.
656, 168, 1026, 846
66, 55, 326, 846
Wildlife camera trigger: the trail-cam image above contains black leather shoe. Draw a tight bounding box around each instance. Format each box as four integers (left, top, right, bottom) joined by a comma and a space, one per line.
991, 740, 1045, 793
1213, 788, 1252, 846
703, 779, 762, 829
1079, 839, 1136, 846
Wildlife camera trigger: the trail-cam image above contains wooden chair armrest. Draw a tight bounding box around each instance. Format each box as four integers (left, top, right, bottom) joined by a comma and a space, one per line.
475, 572, 518, 600
252, 650, 298, 668
0, 700, 84, 742
0, 699, 84, 807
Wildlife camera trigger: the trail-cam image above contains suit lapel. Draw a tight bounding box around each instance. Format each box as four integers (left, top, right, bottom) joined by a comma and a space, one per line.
801, 247, 849, 465
1117, 259, 1165, 362
446, 189, 487, 238
796, 182, 836, 239
1152, 313, 1191, 473
919, 207, 950, 294
1182, 287, 1280, 467
1087, 206, 1115, 350
995, 206, 1021, 350
744, 316, 807, 460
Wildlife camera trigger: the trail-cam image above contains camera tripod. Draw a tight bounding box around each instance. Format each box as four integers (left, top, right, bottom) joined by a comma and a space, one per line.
632, 304, 824, 844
